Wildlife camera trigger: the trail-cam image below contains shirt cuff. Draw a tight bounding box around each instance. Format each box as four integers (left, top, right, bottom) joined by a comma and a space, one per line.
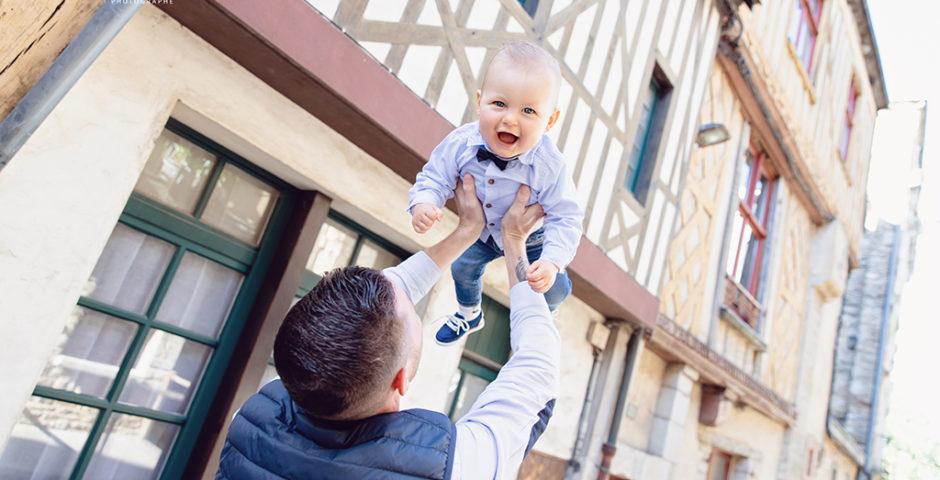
408, 190, 446, 212
538, 244, 570, 271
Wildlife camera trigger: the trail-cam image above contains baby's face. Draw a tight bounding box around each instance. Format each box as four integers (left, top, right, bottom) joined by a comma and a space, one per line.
476, 58, 560, 159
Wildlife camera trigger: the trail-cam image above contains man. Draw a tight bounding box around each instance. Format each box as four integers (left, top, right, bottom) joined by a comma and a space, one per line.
217, 174, 561, 479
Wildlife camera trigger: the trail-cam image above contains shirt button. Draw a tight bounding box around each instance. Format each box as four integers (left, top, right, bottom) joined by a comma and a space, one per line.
487, 179, 494, 185
489, 223, 495, 227
485, 203, 492, 208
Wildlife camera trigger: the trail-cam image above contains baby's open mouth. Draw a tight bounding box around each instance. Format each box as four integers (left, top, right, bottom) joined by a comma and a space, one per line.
497, 132, 518, 144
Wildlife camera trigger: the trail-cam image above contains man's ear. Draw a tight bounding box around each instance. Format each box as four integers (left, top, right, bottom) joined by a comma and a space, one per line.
545, 108, 561, 132
391, 367, 409, 397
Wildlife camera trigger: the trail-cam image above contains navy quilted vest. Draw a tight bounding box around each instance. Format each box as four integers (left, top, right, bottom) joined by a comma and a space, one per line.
216, 380, 455, 480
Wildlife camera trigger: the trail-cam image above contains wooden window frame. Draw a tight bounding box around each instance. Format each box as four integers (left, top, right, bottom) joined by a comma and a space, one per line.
789, 0, 823, 74
724, 146, 776, 329
624, 66, 673, 205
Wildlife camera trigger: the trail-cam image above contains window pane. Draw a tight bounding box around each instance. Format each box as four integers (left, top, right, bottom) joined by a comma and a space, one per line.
354, 240, 403, 270
201, 164, 279, 245
727, 213, 746, 281
0, 397, 99, 479
450, 373, 490, 422
737, 155, 753, 202
118, 330, 212, 414
84, 224, 176, 315
738, 222, 760, 293
155, 252, 243, 339
753, 172, 770, 224
306, 220, 358, 275
83, 413, 179, 480
134, 130, 216, 214
37, 307, 138, 398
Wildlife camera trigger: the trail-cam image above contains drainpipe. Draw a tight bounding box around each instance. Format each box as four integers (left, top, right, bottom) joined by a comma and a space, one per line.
858, 226, 901, 480
564, 346, 603, 479
596, 328, 643, 480
0, 1, 142, 171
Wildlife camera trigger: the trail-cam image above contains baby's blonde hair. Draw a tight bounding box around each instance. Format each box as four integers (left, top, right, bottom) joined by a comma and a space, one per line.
483, 41, 562, 105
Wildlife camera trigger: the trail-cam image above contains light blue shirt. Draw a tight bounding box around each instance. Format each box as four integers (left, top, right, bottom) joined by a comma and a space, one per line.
409, 122, 584, 269
384, 252, 561, 479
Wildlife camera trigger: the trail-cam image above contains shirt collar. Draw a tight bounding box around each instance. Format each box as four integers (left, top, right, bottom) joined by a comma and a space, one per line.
466, 121, 539, 166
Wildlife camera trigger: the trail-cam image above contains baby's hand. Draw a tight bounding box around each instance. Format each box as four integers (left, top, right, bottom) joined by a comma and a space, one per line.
526, 258, 559, 293
412, 203, 443, 234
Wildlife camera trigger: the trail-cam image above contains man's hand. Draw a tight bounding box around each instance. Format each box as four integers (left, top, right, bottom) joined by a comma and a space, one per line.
501, 186, 544, 244
453, 174, 485, 238
526, 259, 559, 293
501, 185, 545, 287
412, 203, 443, 234
424, 174, 484, 270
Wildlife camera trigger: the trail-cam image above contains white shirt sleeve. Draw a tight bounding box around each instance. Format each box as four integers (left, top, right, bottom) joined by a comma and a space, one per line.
451, 283, 561, 479
382, 251, 441, 303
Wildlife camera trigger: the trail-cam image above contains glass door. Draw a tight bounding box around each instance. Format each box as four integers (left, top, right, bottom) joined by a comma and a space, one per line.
0, 121, 293, 479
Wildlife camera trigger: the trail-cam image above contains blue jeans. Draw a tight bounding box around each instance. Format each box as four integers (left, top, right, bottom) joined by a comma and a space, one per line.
451, 228, 572, 311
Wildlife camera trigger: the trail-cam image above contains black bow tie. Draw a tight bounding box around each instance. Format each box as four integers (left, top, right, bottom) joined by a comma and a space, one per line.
476, 147, 514, 171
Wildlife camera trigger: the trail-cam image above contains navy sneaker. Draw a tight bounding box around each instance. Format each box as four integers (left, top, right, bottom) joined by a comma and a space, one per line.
435, 311, 485, 346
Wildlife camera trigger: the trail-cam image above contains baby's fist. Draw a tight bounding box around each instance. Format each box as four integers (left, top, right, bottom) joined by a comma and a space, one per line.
526, 259, 559, 293
412, 203, 443, 234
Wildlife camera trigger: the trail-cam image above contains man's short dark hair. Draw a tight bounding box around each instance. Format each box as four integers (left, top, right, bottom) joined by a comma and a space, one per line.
274, 266, 402, 419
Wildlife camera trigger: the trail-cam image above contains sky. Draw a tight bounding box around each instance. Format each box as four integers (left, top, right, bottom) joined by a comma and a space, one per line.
867, 0, 940, 475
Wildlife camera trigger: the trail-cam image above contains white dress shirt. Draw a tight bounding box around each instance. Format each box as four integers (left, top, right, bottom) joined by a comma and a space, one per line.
384, 252, 561, 479
408, 121, 584, 269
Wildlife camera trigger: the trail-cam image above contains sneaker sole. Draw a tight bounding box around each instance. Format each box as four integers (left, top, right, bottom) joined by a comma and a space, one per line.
434, 317, 486, 346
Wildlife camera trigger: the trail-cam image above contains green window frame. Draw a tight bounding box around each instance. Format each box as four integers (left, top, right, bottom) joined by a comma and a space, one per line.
5, 119, 297, 479
624, 70, 672, 205
446, 296, 511, 422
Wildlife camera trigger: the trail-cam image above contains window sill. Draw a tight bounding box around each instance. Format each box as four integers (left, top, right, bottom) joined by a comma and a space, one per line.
786, 42, 817, 105
719, 305, 768, 352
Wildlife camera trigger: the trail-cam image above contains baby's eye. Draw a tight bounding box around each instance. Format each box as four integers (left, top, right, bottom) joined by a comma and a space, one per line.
523, 107, 536, 114
493, 100, 506, 108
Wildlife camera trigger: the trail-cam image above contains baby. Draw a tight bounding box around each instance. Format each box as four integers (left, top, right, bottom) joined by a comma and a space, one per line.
409, 41, 584, 345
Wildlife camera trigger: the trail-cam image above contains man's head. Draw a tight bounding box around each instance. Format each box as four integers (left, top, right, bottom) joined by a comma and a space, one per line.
477, 41, 562, 159
274, 266, 423, 420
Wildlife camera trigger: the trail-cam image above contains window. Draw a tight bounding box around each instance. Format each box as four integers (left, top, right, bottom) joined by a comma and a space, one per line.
788, 0, 823, 74
838, 80, 858, 160
708, 450, 733, 480
0, 120, 294, 479
624, 68, 672, 204
517, 0, 538, 17
446, 297, 511, 421
259, 213, 409, 389
724, 146, 775, 329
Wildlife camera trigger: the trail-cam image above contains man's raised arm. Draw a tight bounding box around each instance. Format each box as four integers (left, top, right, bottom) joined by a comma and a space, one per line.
452, 186, 562, 479
384, 174, 483, 303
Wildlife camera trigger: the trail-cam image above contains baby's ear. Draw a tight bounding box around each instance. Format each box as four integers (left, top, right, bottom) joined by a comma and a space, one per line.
476, 90, 482, 113
546, 109, 561, 132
